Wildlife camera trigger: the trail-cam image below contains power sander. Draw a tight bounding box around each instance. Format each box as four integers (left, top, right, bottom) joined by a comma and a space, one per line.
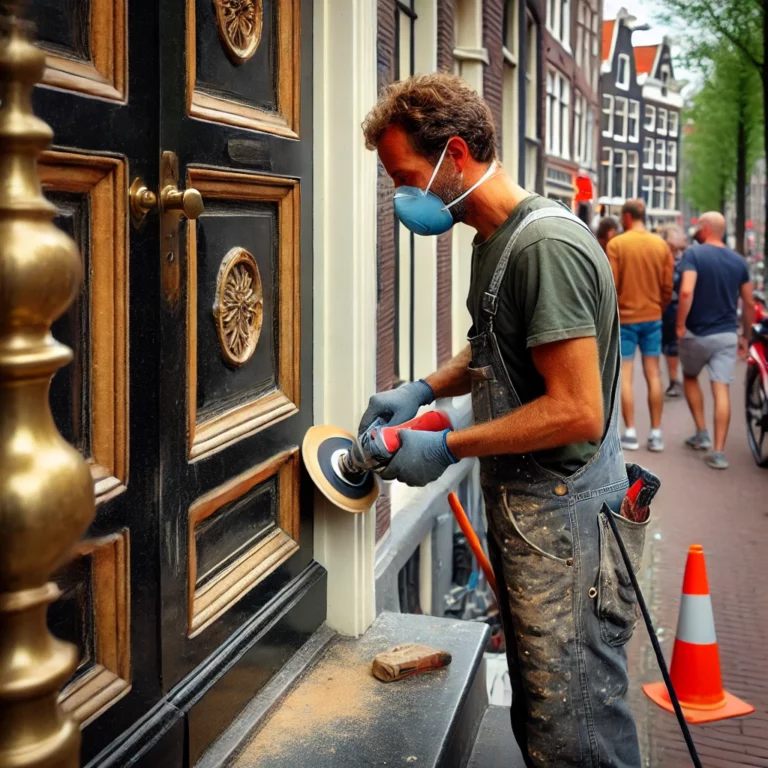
302, 410, 453, 513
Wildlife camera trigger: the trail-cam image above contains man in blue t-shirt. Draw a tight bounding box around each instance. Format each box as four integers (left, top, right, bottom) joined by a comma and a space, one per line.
676, 212, 755, 469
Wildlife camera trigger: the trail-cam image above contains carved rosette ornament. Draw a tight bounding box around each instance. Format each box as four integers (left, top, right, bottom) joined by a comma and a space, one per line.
213, 247, 264, 366
213, 0, 264, 65
0, 5, 95, 768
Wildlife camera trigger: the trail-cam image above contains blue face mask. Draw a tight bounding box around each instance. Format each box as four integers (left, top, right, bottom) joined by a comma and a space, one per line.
392, 142, 497, 236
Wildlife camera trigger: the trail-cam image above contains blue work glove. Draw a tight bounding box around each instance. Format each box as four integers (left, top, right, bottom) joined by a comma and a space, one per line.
357, 379, 434, 436
380, 429, 458, 487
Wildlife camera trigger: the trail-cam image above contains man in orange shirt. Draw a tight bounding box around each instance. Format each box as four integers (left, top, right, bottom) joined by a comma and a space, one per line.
607, 199, 674, 451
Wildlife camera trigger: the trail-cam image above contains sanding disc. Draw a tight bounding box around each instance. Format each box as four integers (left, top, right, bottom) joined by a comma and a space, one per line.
302, 425, 379, 514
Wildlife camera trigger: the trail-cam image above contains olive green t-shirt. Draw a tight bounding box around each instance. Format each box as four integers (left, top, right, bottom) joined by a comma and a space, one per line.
466, 195, 620, 475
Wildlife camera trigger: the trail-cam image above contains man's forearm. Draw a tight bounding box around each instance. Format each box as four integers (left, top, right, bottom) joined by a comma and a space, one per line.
676, 292, 693, 330
446, 391, 603, 459
424, 345, 472, 398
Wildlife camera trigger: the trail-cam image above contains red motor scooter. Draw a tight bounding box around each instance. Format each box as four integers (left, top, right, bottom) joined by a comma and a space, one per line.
746, 290, 768, 467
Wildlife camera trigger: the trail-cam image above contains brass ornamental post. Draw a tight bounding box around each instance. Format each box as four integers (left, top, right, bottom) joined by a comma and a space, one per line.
0, 3, 95, 767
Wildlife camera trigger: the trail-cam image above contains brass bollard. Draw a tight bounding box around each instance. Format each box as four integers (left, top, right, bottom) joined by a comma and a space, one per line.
0, 4, 96, 767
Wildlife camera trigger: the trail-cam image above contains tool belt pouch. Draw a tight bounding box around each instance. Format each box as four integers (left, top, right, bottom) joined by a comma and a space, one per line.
595, 463, 659, 646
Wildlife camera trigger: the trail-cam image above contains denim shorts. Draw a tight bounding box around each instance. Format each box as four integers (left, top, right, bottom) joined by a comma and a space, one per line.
679, 331, 738, 383
620, 320, 663, 359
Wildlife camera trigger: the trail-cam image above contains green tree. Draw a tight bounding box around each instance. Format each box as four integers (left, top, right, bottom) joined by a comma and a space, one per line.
683, 41, 764, 253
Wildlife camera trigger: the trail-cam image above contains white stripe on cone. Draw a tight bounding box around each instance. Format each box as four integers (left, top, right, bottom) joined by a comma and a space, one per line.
676, 593, 717, 645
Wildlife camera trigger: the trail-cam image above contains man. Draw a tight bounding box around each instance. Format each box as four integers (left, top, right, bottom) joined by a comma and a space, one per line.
659, 226, 688, 398
596, 216, 619, 253
607, 200, 674, 452
677, 212, 754, 469
360, 73, 645, 768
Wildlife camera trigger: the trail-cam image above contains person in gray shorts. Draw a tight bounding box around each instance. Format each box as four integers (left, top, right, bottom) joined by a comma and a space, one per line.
676, 212, 755, 469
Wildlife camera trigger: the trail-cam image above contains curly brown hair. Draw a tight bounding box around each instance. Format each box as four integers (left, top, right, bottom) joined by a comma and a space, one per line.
361, 73, 497, 163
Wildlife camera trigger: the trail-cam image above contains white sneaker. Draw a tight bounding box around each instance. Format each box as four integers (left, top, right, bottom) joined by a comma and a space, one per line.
621, 432, 640, 451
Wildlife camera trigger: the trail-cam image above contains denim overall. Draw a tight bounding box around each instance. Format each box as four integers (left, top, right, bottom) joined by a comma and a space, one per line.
469, 208, 649, 767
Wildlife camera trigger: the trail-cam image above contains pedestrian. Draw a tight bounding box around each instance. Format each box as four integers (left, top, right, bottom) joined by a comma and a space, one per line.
677, 211, 755, 469
606, 199, 674, 452
596, 216, 619, 253
360, 73, 645, 768
659, 225, 688, 398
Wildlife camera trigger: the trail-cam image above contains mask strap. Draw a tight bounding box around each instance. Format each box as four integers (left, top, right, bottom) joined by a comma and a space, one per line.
424, 142, 451, 195
444, 160, 498, 211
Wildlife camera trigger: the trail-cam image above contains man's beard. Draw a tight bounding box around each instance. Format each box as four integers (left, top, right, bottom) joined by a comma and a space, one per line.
430, 166, 468, 224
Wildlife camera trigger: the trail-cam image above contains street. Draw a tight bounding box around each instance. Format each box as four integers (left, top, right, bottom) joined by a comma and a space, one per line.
626, 359, 768, 767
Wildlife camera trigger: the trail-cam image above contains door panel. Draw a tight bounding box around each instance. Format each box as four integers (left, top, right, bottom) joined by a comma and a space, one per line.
31, 1, 162, 764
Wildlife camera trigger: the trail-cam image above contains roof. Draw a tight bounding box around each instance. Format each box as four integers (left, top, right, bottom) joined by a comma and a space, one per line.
602, 20, 615, 62
634, 45, 659, 75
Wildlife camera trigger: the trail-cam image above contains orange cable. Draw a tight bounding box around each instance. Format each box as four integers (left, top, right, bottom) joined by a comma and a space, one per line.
447, 491, 497, 596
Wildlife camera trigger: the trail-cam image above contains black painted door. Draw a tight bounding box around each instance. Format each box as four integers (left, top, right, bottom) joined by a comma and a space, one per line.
30, 1, 319, 765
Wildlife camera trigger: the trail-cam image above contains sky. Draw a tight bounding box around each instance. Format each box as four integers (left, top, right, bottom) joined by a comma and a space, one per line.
602, 0, 701, 94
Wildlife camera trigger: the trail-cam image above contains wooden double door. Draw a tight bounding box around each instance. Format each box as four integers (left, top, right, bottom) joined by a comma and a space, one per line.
30, 1, 323, 765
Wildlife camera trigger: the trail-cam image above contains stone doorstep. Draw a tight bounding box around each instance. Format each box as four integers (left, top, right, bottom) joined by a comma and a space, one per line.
198, 612, 491, 768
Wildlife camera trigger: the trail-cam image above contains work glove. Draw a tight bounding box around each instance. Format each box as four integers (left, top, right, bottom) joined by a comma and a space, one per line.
357, 379, 434, 436
380, 429, 458, 487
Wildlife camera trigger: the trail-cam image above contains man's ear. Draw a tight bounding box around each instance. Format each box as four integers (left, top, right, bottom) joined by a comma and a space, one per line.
444, 136, 471, 173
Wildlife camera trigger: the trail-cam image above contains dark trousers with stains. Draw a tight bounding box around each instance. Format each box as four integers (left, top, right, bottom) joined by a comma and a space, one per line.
483, 428, 647, 767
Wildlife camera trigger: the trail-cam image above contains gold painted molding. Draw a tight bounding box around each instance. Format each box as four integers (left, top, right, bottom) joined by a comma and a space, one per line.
213, 0, 264, 65
0, 6, 96, 767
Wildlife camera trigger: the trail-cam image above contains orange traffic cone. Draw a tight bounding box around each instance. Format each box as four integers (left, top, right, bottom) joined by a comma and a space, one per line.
643, 544, 754, 723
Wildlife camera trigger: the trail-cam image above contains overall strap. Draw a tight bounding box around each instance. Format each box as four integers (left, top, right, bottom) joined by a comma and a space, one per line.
482, 207, 593, 317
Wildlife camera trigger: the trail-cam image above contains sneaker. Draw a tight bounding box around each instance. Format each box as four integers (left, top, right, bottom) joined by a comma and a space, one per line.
706, 451, 729, 470
665, 381, 683, 399
685, 430, 712, 451
647, 433, 665, 452
621, 432, 640, 451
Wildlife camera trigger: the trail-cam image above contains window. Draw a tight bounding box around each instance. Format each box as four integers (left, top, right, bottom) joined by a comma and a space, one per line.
585, 106, 595, 168
669, 111, 679, 137
617, 53, 630, 89
654, 176, 665, 209
667, 141, 677, 172
666, 177, 676, 210
574, 90, 582, 162
601, 147, 612, 197
655, 139, 666, 170
601, 94, 614, 138
628, 99, 640, 143
575, 3, 584, 66
613, 148, 626, 199
643, 137, 654, 169
658, 108, 668, 135
524, 12, 539, 190
627, 151, 639, 198
502, 0, 519, 176
614, 96, 628, 141
575, 1, 594, 88
591, 12, 598, 56
644, 104, 656, 132
546, 70, 570, 158
547, 0, 570, 46
641, 175, 652, 206
661, 65, 670, 96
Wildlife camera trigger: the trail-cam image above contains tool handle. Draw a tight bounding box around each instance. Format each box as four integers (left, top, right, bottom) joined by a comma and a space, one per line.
448, 492, 498, 596
379, 410, 453, 452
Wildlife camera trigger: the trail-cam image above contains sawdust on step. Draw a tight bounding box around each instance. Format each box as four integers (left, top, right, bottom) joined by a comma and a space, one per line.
233, 639, 384, 767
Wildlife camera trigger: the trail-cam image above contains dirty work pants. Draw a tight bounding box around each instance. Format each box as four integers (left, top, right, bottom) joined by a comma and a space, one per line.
484, 456, 645, 768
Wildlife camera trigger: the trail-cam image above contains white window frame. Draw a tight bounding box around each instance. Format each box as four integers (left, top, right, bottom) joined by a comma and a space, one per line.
644, 103, 656, 132
575, 2, 584, 67
560, 0, 571, 48
502, 0, 520, 175
546, 71, 556, 155
667, 140, 677, 172
574, 90, 582, 163
657, 107, 668, 136
643, 137, 654, 169
613, 148, 626, 199
641, 174, 652, 207
601, 93, 614, 138
613, 95, 628, 142
591, 12, 598, 56
628, 99, 640, 143
585, 105, 594, 168
560, 76, 570, 159
654, 176, 665, 209
655, 138, 666, 171
669, 111, 679, 137
616, 53, 630, 90
627, 150, 639, 199
666, 177, 676, 211
601, 147, 613, 197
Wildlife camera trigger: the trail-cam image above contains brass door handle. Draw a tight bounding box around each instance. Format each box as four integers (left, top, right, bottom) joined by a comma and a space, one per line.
160, 185, 204, 220
129, 177, 157, 226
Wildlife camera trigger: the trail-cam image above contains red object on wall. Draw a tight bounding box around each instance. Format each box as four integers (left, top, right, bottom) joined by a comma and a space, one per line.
575, 174, 594, 202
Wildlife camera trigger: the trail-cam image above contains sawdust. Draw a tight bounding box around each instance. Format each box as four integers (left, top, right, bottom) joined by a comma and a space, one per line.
233, 639, 384, 767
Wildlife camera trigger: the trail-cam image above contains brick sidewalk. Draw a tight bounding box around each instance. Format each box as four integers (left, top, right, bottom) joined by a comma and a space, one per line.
625, 360, 768, 767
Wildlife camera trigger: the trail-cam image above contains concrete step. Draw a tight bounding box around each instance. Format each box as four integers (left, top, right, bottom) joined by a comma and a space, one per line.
466, 706, 526, 768
199, 612, 490, 768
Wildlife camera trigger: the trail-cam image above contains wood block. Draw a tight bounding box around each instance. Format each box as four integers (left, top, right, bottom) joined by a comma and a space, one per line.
372, 643, 452, 683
